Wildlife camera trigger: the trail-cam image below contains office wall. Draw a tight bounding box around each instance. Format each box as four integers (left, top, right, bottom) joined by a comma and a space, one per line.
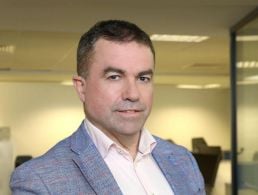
148, 85, 231, 150
0, 128, 13, 195
0, 82, 230, 158
0, 82, 84, 157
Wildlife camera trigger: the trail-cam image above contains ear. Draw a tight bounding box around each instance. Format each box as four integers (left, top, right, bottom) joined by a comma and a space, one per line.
73, 75, 86, 102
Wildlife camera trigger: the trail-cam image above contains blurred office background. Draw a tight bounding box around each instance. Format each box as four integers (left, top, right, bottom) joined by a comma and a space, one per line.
0, 1, 258, 194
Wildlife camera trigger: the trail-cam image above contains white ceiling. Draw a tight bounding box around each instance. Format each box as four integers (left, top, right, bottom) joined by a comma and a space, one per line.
0, 0, 257, 86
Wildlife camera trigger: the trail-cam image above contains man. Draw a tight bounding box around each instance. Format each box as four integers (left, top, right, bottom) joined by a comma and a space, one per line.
10, 20, 205, 194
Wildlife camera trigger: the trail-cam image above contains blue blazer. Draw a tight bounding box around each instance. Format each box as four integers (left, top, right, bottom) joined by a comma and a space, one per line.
10, 122, 205, 194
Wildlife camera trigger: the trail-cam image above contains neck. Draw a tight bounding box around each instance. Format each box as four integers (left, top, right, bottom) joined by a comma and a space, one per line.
86, 119, 142, 159
116, 133, 141, 159
103, 129, 141, 159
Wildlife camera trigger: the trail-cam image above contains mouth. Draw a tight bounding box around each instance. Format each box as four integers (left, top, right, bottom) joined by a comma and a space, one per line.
118, 110, 140, 113
116, 109, 143, 117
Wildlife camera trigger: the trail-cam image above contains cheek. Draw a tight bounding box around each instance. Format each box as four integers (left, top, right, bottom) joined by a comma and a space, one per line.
85, 94, 108, 119
146, 94, 153, 108
143, 87, 153, 105
85, 85, 115, 110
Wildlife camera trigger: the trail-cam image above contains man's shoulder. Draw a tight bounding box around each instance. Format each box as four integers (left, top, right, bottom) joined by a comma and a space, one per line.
10, 134, 80, 192
13, 136, 72, 175
154, 136, 190, 155
14, 122, 87, 171
9, 126, 101, 194
11, 122, 91, 180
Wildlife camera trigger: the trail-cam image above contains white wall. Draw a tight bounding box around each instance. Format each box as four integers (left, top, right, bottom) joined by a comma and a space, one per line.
0, 128, 13, 195
0, 82, 84, 157
147, 85, 231, 150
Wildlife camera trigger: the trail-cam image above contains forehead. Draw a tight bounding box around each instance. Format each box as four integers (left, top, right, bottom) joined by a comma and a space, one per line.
91, 39, 154, 69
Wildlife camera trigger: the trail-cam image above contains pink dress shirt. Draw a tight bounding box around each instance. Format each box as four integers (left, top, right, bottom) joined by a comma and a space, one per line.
84, 120, 174, 195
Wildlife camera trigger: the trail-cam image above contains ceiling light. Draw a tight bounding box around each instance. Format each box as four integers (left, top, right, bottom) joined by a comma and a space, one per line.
177, 84, 221, 89
245, 75, 258, 81
237, 75, 258, 85
177, 84, 203, 89
0, 45, 15, 54
237, 35, 258, 42
150, 34, 209, 42
237, 80, 258, 85
237, 61, 258, 68
204, 84, 221, 89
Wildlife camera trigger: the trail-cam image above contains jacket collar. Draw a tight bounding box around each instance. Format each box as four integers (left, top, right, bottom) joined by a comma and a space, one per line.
70, 122, 123, 195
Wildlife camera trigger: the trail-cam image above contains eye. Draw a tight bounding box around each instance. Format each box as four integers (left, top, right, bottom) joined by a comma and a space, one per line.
107, 74, 121, 80
139, 76, 151, 83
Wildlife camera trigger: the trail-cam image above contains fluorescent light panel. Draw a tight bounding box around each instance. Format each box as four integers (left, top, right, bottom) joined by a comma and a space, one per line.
237, 35, 258, 42
177, 84, 203, 89
237, 61, 258, 68
237, 80, 258, 85
0, 45, 15, 53
177, 84, 221, 89
150, 34, 209, 42
245, 75, 258, 81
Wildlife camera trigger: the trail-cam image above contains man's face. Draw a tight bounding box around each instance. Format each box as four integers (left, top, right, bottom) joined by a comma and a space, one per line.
74, 38, 154, 138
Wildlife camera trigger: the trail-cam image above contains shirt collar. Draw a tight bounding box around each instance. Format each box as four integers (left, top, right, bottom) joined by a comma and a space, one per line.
84, 119, 114, 158
84, 119, 157, 158
138, 129, 157, 155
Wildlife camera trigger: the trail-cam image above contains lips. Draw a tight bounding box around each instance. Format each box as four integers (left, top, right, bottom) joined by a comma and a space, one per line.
117, 108, 143, 113
112, 102, 146, 114
118, 109, 140, 112
116, 109, 143, 117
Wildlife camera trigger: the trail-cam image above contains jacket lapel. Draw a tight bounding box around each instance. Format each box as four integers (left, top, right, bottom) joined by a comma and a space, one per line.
152, 138, 199, 195
152, 144, 181, 194
70, 123, 122, 195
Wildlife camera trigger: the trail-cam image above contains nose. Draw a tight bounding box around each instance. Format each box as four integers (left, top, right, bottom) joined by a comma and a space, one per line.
122, 79, 140, 102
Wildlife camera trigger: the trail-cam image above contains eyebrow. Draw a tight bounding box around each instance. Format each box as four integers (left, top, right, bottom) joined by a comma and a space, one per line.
103, 67, 125, 75
138, 69, 153, 77
103, 66, 153, 77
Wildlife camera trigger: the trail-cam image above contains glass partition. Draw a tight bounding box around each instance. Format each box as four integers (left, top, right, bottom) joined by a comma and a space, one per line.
231, 7, 258, 195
